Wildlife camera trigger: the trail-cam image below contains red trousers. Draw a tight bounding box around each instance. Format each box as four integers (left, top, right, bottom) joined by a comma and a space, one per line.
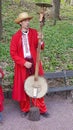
0, 87, 4, 112
19, 94, 47, 113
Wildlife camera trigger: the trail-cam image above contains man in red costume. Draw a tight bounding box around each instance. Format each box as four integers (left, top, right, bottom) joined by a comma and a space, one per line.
0, 68, 4, 123
10, 12, 49, 118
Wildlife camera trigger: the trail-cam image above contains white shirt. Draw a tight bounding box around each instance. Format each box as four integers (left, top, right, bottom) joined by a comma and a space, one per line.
22, 31, 44, 58
22, 31, 31, 58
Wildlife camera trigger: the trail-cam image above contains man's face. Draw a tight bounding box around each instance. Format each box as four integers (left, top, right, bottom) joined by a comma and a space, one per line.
20, 19, 30, 30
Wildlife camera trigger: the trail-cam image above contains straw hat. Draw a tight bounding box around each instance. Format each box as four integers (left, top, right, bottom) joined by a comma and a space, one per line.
15, 12, 33, 24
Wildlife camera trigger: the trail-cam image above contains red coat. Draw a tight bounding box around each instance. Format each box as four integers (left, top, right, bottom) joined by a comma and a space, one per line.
10, 28, 44, 101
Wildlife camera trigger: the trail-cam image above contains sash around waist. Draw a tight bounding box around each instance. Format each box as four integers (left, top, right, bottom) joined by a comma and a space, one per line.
25, 57, 33, 62
25, 57, 35, 75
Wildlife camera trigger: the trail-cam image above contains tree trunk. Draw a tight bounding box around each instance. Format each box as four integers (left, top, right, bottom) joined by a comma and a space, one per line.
0, 0, 2, 41
70, 0, 73, 5
52, 0, 61, 23
11, 0, 14, 4
53, 0, 61, 19
20, 0, 24, 6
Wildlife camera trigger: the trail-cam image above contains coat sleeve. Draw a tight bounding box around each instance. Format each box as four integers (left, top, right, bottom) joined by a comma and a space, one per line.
10, 35, 26, 66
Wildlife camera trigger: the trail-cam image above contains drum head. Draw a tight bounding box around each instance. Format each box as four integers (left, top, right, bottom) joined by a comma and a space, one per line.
24, 75, 48, 98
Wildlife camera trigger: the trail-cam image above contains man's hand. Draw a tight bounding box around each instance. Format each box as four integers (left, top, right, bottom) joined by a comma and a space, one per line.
24, 61, 32, 69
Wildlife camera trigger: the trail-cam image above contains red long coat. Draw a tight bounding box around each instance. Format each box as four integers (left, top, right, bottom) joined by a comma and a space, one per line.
10, 28, 44, 101
0, 68, 4, 111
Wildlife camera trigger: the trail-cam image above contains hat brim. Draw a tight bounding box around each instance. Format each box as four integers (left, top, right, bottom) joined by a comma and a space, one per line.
15, 16, 33, 24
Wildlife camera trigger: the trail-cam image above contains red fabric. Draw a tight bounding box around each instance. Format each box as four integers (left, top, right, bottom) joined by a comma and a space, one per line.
0, 69, 4, 111
20, 95, 47, 113
10, 28, 44, 101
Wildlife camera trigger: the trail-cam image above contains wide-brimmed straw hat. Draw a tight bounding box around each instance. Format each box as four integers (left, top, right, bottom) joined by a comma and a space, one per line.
14, 12, 33, 24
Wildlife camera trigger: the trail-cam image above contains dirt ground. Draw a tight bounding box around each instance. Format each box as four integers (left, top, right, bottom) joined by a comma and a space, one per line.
0, 94, 73, 130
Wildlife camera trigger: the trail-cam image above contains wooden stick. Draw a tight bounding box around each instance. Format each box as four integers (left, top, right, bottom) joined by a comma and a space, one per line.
34, 9, 44, 81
